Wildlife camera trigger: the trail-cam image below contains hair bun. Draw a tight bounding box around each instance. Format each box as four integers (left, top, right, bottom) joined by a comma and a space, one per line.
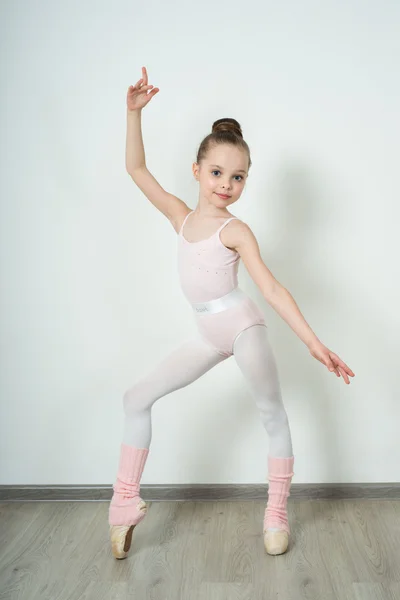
212, 118, 243, 138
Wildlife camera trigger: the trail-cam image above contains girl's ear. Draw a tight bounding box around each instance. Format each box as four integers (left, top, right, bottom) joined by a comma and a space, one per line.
192, 162, 200, 181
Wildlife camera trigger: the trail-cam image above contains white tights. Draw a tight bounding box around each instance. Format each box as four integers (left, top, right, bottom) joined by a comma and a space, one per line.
122, 324, 293, 458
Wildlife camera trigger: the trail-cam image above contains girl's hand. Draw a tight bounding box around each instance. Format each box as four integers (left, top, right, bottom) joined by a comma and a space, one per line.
127, 66, 159, 111
309, 340, 355, 384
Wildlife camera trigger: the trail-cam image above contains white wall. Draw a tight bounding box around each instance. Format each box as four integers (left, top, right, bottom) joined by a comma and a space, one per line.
1, 0, 398, 486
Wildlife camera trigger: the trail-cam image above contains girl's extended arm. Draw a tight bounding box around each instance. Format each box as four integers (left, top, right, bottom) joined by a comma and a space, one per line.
125, 68, 189, 230
126, 109, 146, 172
225, 221, 355, 384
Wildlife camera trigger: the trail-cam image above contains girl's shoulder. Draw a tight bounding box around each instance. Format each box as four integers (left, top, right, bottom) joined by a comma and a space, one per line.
220, 217, 256, 251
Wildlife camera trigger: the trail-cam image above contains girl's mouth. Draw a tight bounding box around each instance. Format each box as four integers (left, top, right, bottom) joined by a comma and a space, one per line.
216, 193, 231, 199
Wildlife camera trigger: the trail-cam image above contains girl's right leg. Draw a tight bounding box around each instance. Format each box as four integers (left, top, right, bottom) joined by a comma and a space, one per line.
109, 336, 227, 558
122, 336, 227, 448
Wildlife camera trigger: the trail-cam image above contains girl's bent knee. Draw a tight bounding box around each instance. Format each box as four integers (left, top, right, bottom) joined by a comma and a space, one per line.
123, 382, 154, 416
123, 386, 142, 416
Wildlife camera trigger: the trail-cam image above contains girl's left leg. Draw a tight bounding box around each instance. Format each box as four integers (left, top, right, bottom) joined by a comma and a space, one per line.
233, 324, 295, 554
233, 325, 293, 457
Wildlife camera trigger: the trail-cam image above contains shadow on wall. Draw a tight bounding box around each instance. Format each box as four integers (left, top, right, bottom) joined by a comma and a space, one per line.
254, 159, 393, 481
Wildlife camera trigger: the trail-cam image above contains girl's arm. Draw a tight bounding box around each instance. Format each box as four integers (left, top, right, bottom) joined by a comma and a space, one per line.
222, 220, 355, 384
125, 69, 190, 232
236, 225, 319, 348
126, 108, 146, 172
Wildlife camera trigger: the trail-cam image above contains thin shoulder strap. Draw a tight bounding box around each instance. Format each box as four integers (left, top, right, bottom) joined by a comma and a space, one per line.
179, 210, 194, 234
217, 217, 239, 234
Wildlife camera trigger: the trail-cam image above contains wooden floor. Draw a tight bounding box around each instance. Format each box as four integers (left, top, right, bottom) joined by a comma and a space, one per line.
0, 499, 399, 599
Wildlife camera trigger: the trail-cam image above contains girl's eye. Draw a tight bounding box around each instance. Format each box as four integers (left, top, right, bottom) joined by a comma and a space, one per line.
211, 170, 242, 182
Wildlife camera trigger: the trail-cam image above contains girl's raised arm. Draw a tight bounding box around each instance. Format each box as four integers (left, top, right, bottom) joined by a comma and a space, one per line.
126, 67, 189, 232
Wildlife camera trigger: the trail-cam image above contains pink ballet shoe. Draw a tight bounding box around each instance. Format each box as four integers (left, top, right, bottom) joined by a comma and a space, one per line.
109, 499, 148, 560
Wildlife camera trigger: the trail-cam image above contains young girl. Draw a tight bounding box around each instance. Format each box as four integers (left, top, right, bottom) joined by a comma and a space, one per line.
109, 66, 355, 560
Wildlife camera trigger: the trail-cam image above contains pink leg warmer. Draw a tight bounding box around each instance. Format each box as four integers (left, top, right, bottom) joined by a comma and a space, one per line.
108, 443, 149, 526
263, 455, 295, 535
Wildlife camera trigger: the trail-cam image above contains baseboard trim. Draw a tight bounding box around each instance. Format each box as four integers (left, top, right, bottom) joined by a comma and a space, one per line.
1, 483, 399, 502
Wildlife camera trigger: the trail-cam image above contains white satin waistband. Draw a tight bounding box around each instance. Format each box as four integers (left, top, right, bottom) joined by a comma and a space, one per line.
192, 287, 247, 315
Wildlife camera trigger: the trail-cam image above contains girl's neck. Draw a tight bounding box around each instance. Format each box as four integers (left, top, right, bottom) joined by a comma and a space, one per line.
193, 201, 232, 220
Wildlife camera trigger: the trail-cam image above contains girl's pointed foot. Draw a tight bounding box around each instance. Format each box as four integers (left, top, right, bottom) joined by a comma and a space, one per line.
109, 498, 147, 559
263, 528, 289, 555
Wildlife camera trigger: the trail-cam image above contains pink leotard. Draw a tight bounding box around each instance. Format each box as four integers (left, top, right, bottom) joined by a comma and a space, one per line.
178, 211, 266, 357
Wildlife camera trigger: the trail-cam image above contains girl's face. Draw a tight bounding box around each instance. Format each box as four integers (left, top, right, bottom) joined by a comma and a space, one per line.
193, 144, 249, 209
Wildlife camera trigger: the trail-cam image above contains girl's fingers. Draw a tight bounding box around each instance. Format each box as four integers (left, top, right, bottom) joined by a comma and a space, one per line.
130, 84, 154, 94
327, 357, 341, 378
142, 66, 148, 85
336, 360, 355, 378
339, 366, 350, 384
326, 351, 354, 384
331, 353, 355, 376
132, 78, 143, 89
333, 362, 351, 384
327, 359, 337, 373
